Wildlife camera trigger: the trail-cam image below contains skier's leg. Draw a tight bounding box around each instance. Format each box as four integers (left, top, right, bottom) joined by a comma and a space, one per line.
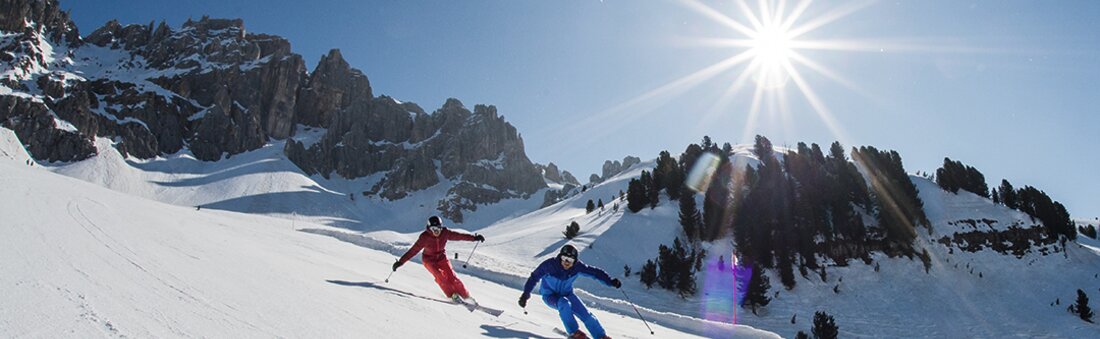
543, 293, 580, 335
436, 259, 471, 298
422, 259, 455, 297
567, 293, 606, 338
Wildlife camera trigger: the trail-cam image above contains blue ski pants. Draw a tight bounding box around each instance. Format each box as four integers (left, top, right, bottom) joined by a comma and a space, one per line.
542, 292, 605, 338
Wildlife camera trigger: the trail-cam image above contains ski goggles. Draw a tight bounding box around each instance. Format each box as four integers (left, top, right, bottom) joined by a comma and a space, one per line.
429, 226, 442, 232
560, 256, 576, 264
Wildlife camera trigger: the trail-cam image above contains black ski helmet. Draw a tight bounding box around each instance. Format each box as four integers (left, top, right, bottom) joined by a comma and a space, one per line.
427, 216, 443, 227
559, 244, 578, 259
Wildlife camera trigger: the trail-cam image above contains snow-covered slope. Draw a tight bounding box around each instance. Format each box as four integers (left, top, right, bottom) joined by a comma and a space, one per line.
0, 131, 777, 338
43, 126, 546, 233
0, 128, 32, 164
17, 124, 1100, 337
460, 148, 1100, 338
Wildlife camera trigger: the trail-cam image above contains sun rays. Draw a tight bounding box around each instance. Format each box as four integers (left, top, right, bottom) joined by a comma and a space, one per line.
544, 0, 890, 167
681, 0, 878, 146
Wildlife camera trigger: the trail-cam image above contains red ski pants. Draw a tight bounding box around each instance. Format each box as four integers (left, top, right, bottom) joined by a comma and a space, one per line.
423, 259, 469, 299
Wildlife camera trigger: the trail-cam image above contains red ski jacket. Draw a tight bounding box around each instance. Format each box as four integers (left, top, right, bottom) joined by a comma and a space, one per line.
397, 227, 477, 264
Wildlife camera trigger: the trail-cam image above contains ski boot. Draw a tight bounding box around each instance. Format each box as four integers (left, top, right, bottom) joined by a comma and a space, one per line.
569, 330, 589, 339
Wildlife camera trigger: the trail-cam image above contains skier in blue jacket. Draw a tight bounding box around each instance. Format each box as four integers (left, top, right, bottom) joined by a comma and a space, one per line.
519, 244, 622, 339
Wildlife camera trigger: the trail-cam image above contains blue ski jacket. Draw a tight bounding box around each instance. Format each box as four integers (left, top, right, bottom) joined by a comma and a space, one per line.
522, 256, 615, 297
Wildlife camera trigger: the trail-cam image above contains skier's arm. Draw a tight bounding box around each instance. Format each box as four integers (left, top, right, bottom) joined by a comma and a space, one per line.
444, 229, 478, 242
577, 262, 616, 287
522, 260, 550, 297
397, 234, 426, 264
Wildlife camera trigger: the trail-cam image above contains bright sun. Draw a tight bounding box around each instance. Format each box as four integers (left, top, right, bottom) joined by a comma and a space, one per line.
749, 24, 794, 88
667, 0, 877, 144
570, 0, 875, 148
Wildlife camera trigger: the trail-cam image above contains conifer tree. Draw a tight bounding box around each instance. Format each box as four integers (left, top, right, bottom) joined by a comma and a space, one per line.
654, 150, 675, 192
1071, 289, 1094, 323
777, 248, 797, 289
812, 311, 839, 339
852, 146, 927, 255
679, 193, 701, 241
640, 259, 658, 288
563, 221, 580, 239
656, 244, 676, 289
753, 135, 774, 161
656, 150, 684, 200
999, 179, 1018, 209
743, 265, 771, 315
641, 170, 659, 208
672, 238, 697, 297
627, 178, 647, 212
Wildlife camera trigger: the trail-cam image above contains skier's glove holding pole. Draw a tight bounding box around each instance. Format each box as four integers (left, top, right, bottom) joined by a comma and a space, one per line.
392, 260, 403, 272
611, 278, 622, 289
518, 293, 529, 308
474, 234, 485, 242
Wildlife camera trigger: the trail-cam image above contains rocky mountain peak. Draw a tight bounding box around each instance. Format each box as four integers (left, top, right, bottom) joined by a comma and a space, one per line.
3, 0, 553, 223
0, 0, 81, 45
590, 155, 641, 184
295, 48, 372, 127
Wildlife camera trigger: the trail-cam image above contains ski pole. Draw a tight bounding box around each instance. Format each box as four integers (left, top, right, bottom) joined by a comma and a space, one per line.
620, 288, 655, 335
384, 270, 395, 283
462, 241, 481, 269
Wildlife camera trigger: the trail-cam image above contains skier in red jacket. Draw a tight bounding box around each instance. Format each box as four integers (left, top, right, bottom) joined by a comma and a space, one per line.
392, 216, 485, 301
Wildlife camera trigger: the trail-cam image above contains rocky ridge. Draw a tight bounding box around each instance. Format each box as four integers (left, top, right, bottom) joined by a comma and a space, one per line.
0, 0, 553, 221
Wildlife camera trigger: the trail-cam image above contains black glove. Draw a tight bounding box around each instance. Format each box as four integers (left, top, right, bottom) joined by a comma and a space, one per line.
474, 234, 486, 242
392, 260, 403, 272
611, 278, 622, 289
518, 294, 529, 308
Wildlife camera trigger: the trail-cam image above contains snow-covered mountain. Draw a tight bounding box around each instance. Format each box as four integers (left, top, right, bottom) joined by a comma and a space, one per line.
5, 1, 1100, 338
1, 0, 550, 223
1, 125, 779, 338
15, 124, 1100, 337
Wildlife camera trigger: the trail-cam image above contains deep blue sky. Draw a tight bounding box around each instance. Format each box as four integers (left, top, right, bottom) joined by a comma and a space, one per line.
64, 1, 1100, 219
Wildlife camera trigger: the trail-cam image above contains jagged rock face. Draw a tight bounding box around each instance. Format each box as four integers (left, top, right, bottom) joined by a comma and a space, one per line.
3, 2, 311, 161
86, 15, 308, 155
561, 170, 579, 186
535, 162, 581, 187
295, 49, 371, 127
541, 163, 563, 183
0, 95, 94, 161
0, 0, 80, 45
540, 183, 577, 208
287, 98, 547, 221
4, 0, 551, 223
592, 155, 641, 183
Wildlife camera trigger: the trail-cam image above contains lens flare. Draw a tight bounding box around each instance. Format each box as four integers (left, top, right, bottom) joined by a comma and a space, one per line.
686, 152, 723, 193
700, 251, 752, 330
